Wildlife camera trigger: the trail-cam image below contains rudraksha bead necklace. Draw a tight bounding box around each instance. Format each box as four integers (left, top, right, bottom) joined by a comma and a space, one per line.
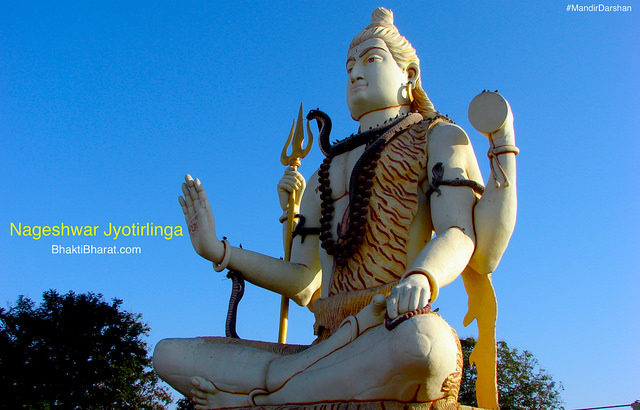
318, 113, 420, 266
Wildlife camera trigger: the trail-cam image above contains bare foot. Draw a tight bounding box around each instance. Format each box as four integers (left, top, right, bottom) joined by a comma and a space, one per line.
190, 376, 249, 409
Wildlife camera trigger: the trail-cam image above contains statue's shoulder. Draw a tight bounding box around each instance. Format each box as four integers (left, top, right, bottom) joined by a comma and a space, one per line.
425, 117, 471, 146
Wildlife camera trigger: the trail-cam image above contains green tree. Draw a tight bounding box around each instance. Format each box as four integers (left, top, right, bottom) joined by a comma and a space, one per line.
176, 397, 196, 410
0, 290, 171, 409
459, 338, 564, 409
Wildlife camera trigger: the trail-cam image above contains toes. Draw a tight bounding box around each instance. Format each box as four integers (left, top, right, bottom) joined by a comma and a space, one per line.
191, 376, 217, 393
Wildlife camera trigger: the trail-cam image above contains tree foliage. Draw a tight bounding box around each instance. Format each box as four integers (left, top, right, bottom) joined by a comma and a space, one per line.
176, 397, 196, 410
0, 290, 171, 409
459, 337, 564, 409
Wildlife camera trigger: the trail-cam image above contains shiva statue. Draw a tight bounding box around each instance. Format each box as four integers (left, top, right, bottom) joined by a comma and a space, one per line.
154, 7, 518, 409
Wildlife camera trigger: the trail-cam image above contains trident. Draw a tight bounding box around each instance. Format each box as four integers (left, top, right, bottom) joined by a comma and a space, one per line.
278, 103, 313, 344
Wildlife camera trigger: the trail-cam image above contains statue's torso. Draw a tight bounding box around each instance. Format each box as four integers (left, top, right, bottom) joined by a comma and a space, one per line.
310, 117, 436, 298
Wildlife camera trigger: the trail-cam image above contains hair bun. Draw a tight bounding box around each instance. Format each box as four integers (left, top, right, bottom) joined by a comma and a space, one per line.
371, 7, 394, 26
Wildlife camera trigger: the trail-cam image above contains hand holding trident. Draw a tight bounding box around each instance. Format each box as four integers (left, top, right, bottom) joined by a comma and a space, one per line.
278, 103, 313, 344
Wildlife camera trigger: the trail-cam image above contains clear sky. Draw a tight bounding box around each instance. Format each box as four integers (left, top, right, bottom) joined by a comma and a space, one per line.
1, 1, 638, 408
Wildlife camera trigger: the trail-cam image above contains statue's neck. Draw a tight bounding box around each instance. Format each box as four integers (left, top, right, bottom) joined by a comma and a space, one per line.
357, 104, 411, 132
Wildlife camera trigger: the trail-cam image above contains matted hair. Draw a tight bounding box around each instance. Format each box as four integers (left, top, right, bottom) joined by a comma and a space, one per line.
349, 7, 436, 119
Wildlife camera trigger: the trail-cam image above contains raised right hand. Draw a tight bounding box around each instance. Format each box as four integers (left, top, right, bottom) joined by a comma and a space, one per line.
179, 174, 223, 262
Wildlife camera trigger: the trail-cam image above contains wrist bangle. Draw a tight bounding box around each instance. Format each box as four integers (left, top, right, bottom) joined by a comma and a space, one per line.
213, 238, 231, 272
488, 145, 520, 157
401, 269, 440, 303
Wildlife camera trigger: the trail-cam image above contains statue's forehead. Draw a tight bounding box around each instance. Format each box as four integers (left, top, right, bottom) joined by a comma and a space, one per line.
347, 38, 389, 60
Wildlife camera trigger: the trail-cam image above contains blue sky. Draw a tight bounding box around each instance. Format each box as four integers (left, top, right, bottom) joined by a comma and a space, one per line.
1, 1, 638, 408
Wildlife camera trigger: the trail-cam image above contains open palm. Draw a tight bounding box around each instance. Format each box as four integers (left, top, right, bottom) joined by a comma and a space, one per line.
179, 174, 221, 262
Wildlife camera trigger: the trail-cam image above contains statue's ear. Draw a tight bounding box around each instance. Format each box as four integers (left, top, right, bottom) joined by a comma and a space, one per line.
406, 63, 419, 83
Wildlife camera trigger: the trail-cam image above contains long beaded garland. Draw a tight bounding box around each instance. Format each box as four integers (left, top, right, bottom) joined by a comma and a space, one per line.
318, 113, 432, 266
318, 147, 382, 266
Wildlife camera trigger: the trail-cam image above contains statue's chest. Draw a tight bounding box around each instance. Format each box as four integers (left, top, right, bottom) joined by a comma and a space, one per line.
324, 145, 366, 224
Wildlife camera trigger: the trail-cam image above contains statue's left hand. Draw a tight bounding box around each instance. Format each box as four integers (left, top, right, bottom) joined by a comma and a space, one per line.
386, 274, 431, 320
179, 174, 223, 263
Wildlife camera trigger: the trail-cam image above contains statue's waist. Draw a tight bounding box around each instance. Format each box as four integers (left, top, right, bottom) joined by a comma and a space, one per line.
313, 281, 398, 342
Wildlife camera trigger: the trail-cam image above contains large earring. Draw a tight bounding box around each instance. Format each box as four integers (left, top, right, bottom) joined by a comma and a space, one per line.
406, 81, 414, 103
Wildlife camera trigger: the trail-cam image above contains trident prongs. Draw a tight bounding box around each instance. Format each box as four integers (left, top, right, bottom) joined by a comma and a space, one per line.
281, 103, 313, 168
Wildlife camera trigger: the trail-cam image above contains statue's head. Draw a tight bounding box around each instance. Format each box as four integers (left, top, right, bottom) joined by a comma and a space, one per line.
347, 8, 436, 120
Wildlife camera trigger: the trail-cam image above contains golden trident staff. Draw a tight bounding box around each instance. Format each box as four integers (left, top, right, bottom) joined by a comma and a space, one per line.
278, 103, 313, 344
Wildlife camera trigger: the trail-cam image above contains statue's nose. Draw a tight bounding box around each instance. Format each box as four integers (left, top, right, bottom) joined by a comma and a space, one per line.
349, 64, 364, 83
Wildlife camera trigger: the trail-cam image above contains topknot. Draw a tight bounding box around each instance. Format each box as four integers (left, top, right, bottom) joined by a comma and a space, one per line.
370, 7, 394, 27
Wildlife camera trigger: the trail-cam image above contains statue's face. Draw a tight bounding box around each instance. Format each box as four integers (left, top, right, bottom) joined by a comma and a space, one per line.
346, 38, 409, 120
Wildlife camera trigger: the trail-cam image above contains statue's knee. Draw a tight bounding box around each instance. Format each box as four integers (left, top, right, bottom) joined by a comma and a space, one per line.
389, 314, 460, 401
153, 338, 198, 394
390, 314, 458, 373
153, 338, 184, 379
390, 318, 431, 364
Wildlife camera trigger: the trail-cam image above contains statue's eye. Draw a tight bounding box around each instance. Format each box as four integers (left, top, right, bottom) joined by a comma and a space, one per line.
346, 62, 354, 73
366, 55, 382, 64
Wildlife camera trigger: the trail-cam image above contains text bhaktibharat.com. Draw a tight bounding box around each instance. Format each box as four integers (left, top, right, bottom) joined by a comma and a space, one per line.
51, 244, 142, 255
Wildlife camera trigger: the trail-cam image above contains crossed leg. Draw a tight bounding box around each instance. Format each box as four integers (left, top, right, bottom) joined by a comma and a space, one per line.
154, 298, 459, 408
